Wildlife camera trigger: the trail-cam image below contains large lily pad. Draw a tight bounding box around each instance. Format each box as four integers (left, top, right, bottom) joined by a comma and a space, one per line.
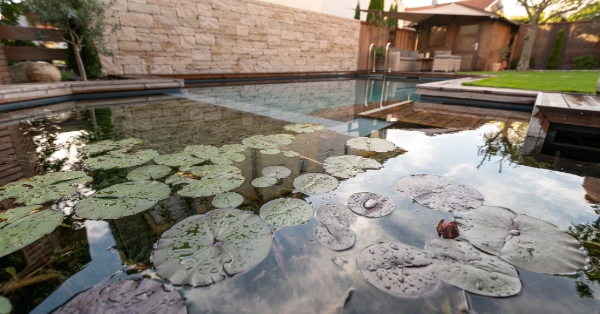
394, 174, 484, 212
283, 151, 300, 158
0, 209, 64, 258
154, 153, 206, 167
346, 137, 396, 152
314, 223, 355, 251
210, 153, 246, 165
212, 192, 244, 208
178, 165, 245, 198
54, 279, 187, 314
0, 205, 42, 228
356, 243, 439, 297
84, 149, 159, 170
323, 155, 382, 179
316, 204, 356, 226
259, 198, 314, 227
165, 172, 200, 185
347, 192, 394, 218
251, 177, 277, 188
455, 206, 588, 275
82, 138, 142, 154
426, 239, 522, 297
262, 166, 291, 179
283, 123, 325, 133
220, 144, 247, 153
152, 208, 272, 286
260, 148, 280, 155
127, 165, 172, 181
75, 181, 171, 220
242, 134, 294, 149
183, 145, 221, 159
293, 173, 338, 195
0, 171, 92, 205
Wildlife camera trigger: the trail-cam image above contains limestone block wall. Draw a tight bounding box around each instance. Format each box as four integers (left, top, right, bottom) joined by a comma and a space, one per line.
102, 0, 361, 75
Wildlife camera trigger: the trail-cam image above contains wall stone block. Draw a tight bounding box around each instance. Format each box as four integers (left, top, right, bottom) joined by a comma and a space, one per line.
119, 12, 153, 27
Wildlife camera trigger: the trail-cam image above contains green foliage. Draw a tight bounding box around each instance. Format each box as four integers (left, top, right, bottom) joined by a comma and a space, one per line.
374, 46, 386, 57
66, 29, 103, 79
460, 70, 600, 93
567, 0, 600, 21
0, 0, 22, 25
388, 4, 398, 27
61, 69, 77, 81
354, 1, 360, 20
366, 0, 385, 25
546, 28, 565, 69
572, 55, 596, 69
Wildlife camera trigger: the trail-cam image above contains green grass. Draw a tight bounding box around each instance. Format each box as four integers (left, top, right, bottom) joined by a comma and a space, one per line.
459, 71, 600, 94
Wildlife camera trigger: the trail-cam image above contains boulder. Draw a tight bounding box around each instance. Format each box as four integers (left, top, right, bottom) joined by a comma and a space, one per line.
26, 61, 61, 82
9, 62, 29, 83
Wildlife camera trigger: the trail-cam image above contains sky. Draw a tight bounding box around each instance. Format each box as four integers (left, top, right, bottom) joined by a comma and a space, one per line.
401, 0, 527, 17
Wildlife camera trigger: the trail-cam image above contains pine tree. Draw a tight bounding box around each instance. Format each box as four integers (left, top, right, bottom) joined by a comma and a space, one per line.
354, 1, 361, 20
388, 4, 399, 27
546, 28, 565, 69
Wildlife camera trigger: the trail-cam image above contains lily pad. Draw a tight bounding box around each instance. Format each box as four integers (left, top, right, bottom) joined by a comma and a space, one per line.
356, 243, 439, 297
251, 177, 277, 188
283, 123, 325, 133
0, 209, 64, 258
0, 171, 92, 205
74, 181, 171, 220
154, 153, 206, 167
177, 165, 245, 198
242, 134, 294, 149
83, 138, 142, 154
127, 165, 172, 181
84, 149, 159, 170
316, 204, 357, 227
53, 279, 187, 314
346, 137, 396, 152
220, 144, 247, 153
0, 296, 11, 314
152, 208, 272, 286
183, 145, 221, 159
283, 151, 300, 158
212, 192, 244, 208
314, 223, 355, 251
323, 155, 382, 179
260, 148, 280, 155
0, 205, 42, 228
262, 166, 291, 179
347, 192, 394, 218
425, 239, 522, 297
293, 173, 338, 195
259, 198, 314, 227
165, 172, 200, 185
210, 153, 246, 165
454, 206, 588, 275
394, 174, 484, 212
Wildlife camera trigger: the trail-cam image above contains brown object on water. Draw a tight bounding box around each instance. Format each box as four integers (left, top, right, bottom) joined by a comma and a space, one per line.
436, 219, 460, 239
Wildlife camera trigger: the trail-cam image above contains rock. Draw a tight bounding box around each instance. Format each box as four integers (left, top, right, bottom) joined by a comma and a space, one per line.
26, 62, 61, 82
9, 62, 29, 83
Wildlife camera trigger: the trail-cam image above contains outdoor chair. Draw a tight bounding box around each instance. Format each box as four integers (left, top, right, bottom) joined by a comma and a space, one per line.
390, 49, 421, 72
432, 50, 460, 72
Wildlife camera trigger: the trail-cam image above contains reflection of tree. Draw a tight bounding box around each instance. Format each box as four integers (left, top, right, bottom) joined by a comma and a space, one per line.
568, 216, 600, 299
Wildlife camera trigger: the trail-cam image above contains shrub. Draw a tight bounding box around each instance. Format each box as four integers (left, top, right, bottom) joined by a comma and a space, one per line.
572, 55, 596, 70
546, 28, 564, 70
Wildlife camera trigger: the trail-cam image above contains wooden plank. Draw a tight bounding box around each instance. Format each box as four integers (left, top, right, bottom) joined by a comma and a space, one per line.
419, 113, 459, 128
0, 171, 24, 186
563, 94, 600, 111
443, 115, 483, 129
0, 25, 63, 41
416, 87, 536, 105
358, 100, 413, 115
540, 93, 569, 108
3, 46, 67, 61
538, 106, 600, 129
0, 164, 21, 179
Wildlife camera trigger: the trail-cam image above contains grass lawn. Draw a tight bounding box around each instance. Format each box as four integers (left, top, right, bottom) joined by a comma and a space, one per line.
459, 71, 600, 94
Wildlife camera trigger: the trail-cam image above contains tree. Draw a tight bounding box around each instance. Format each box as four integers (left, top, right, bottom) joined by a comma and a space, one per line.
24, 0, 118, 81
388, 4, 398, 28
568, 0, 600, 20
516, 0, 591, 71
366, 0, 385, 25
354, 1, 361, 20
545, 28, 565, 69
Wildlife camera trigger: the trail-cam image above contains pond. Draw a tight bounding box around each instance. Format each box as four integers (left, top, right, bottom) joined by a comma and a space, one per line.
0, 78, 598, 313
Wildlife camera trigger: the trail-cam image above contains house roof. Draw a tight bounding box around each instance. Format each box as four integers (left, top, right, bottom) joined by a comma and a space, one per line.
405, 0, 498, 12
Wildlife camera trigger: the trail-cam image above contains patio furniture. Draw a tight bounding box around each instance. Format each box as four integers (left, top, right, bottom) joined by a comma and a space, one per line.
432, 50, 461, 72
390, 49, 422, 72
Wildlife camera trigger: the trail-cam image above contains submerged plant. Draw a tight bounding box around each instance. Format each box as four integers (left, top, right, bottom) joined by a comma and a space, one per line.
84, 149, 159, 170
323, 155, 382, 179
347, 192, 394, 218
259, 198, 314, 227
0, 209, 64, 258
293, 173, 338, 195
0, 296, 11, 314
346, 137, 396, 152
0, 171, 91, 205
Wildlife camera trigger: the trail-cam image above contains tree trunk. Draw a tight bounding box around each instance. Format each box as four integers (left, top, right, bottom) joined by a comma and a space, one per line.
74, 46, 88, 81
517, 23, 539, 71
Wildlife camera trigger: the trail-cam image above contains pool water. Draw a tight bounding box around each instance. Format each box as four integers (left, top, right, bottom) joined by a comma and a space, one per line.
0, 79, 599, 313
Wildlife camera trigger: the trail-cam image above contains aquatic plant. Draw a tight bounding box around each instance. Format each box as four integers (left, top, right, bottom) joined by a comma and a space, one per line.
283, 123, 325, 133
154, 153, 206, 167
259, 148, 280, 155
259, 198, 314, 227
126, 165, 171, 181
283, 151, 300, 158
0, 205, 42, 228
220, 144, 247, 154
177, 165, 245, 198
183, 145, 221, 160
347, 192, 394, 218
82, 138, 142, 154
242, 134, 294, 149
0, 171, 92, 205
251, 177, 277, 188
212, 192, 244, 208
314, 223, 355, 251
262, 166, 291, 179
323, 155, 382, 179
293, 173, 338, 195
84, 149, 159, 170
0, 209, 64, 258
316, 204, 357, 227
346, 137, 396, 152
210, 153, 246, 165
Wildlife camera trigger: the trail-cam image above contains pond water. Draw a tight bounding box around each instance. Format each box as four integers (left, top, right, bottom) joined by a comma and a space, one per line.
0, 78, 599, 313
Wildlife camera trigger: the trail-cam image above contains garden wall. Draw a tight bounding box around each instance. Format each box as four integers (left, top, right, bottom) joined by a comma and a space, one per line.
102, 0, 361, 75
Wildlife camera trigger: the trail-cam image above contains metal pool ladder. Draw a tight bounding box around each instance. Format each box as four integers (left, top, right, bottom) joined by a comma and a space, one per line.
367, 43, 391, 78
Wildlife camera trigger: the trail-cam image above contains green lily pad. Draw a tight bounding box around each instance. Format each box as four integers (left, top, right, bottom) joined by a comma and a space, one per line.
346, 137, 396, 152
84, 150, 159, 170
220, 144, 247, 153
251, 177, 277, 188
323, 155, 382, 178
242, 134, 294, 149
177, 165, 245, 198
152, 208, 272, 286
127, 165, 172, 181
0, 205, 42, 228
184, 145, 220, 159
210, 153, 246, 165
314, 223, 355, 251
212, 192, 244, 208
283, 123, 325, 133
0, 171, 92, 205
293, 173, 338, 195
260, 148, 280, 155
316, 204, 357, 226
262, 166, 291, 179
154, 153, 206, 167
75, 181, 171, 220
165, 172, 200, 185
259, 198, 314, 227
0, 209, 64, 258
283, 151, 300, 158
347, 192, 394, 218
83, 138, 143, 154
0, 295, 11, 314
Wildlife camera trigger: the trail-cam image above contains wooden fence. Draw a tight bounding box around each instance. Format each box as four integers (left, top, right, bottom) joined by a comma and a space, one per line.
357, 22, 417, 71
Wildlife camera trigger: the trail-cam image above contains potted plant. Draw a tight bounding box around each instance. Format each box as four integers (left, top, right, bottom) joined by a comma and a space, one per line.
374, 46, 387, 71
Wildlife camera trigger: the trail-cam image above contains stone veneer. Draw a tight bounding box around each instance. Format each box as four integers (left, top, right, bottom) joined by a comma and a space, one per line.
102, 0, 361, 75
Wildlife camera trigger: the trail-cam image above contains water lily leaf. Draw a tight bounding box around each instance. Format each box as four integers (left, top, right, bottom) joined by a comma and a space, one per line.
394, 174, 484, 212
152, 208, 272, 286
262, 166, 291, 179
425, 239, 522, 297
356, 243, 439, 297
53, 279, 187, 314
0, 205, 42, 228
454, 206, 588, 275
323, 155, 382, 179
210, 153, 246, 165
0, 209, 64, 258
177, 165, 245, 198
283, 151, 300, 158
212, 192, 244, 208
259, 198, 314, 226
75, 181, 171, 220
260, 148, 280, 155
283, 123, 325, 133
293, 173, 338, 195
154, 153, 206, 167
0, 295, 11, 314
314, 223, 355, 251
316, 204, 356, 227
347, 192, 394, 218
165, 172, 200, 185
127, 165, 172, 181
346, 137, 396, 152
183, 145, 221, 159
251, 177, 277, 188
83, 138, 143, 154
187, 165, 243, 179
220, 144, 247, 153
84, 149, 159, 170
242, 134, 294, 149
0, 171, 92, 205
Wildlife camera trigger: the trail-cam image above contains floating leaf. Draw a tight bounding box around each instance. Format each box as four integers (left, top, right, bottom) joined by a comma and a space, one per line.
0, 209, 64, 258
293, 173, 338, 195
242, 134, 294, 149
346, 137, 396, 152
283, 123, 325, 133
127, 165, 172, 181
212, 192, 244, 208
210, 153, 246, 165
84, 149, 159, 170
260, 148, 280, 155
455, 206, 587, 275
177, 165, 245, 198
53, 279, 187, 313
316, 204, 356, 227
0, 205, 41, 228
394, 174, 483, 212
165, 172, 200, 185
152, 208, 272, 286
220, 144, 247, 153
0, 296, 11, 314
251, 177, 277, 188
356, 243, 439, 297
259, 198, 314, 227
262, 166, 291, 179
323, 155, 382, 178
154, 153, 205, 167
283, 151, 300, 158
75, 181, 171, 220
0, 171, 91, 205
183, 145, 220, 159
83, 138, 142, 154
347, 192, 394, 218
314, 223, 355, 251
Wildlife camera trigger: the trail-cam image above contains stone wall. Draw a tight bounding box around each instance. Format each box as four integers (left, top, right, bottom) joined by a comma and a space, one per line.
102, 0, 361, 75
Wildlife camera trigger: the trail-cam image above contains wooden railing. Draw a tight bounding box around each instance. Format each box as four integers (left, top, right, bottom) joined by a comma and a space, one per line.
0, 25, 67, 61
